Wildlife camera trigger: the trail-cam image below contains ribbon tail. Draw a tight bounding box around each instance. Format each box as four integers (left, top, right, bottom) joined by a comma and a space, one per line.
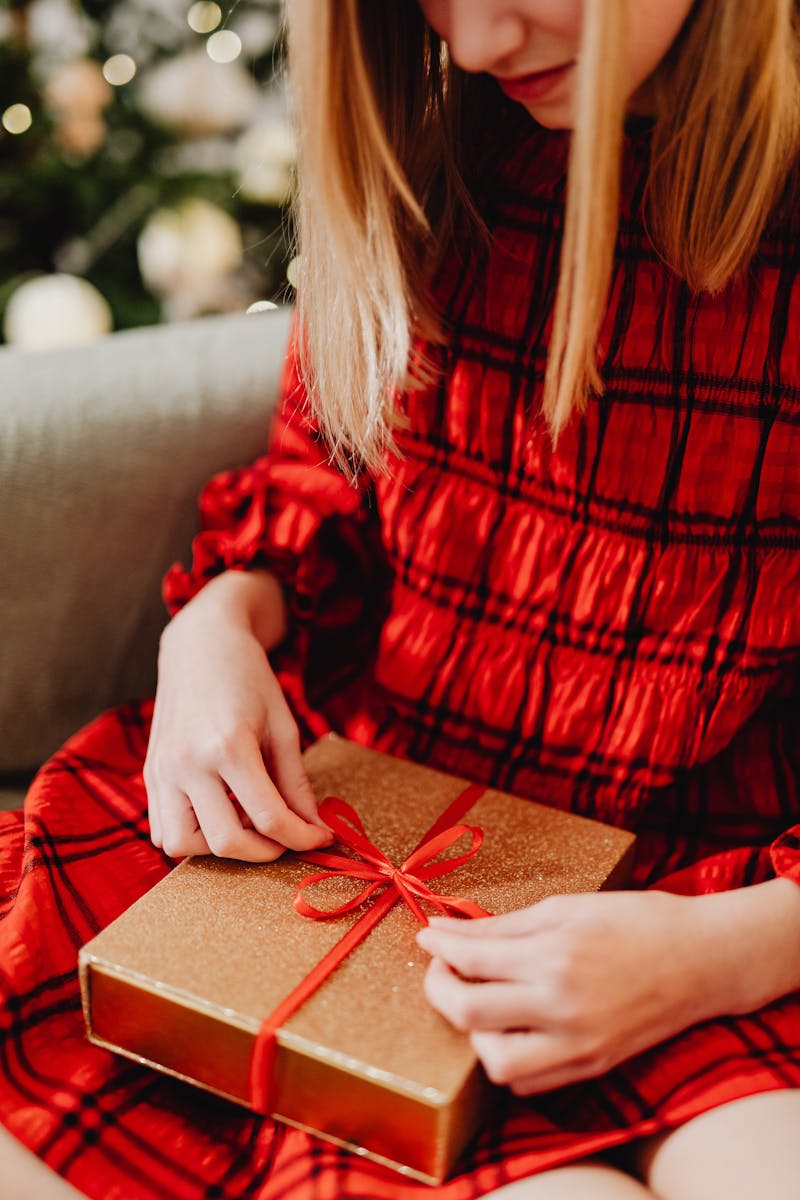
250, 887, 399, 1113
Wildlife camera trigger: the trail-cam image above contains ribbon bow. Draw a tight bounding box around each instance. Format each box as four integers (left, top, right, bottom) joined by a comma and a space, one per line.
294, 796, 491, 926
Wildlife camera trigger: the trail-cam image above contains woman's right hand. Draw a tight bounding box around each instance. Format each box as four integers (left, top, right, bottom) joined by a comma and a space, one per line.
143, 570, 333, 862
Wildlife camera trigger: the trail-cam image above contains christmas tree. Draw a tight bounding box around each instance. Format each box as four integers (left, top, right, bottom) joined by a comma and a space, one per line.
0, 0, 293, 347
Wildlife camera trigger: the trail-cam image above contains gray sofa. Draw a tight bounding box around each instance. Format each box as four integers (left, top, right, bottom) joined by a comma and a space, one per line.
0, 306, 292, 812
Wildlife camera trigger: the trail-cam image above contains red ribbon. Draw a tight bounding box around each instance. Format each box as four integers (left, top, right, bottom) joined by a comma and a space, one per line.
249, 781, 491, 1112
293, 795, 491, 925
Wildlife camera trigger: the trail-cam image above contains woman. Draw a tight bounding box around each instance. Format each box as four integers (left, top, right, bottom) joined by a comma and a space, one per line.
2, 2, 800, 1197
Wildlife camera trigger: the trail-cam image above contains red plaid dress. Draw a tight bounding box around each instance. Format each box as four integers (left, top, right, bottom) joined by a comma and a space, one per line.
2, 119, 800, 1199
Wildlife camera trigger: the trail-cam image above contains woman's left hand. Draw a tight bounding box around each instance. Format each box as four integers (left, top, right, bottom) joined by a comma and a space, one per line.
417, 889, 725, 1095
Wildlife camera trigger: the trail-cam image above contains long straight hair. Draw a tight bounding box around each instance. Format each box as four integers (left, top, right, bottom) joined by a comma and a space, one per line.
287, 0, 800, 474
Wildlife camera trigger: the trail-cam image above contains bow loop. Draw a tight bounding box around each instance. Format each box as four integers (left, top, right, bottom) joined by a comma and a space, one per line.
316, 796, 394, 872
402, 823, 484, 880
293, 797, 491, 926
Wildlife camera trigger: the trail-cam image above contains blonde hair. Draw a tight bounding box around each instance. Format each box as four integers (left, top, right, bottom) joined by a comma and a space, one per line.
287, 0, 800, 473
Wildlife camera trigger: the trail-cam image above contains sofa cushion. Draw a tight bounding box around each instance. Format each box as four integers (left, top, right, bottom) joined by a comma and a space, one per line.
0, 307, 292, 773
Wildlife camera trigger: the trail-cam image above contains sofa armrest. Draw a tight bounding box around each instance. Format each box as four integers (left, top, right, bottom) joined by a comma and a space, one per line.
0, 306, 293, 774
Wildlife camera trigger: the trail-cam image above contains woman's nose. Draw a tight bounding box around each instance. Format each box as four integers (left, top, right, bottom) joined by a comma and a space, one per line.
437, 0, 527, 75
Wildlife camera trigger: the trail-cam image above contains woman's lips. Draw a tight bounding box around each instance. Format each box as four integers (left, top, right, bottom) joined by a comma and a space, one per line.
495, 61, 575, 104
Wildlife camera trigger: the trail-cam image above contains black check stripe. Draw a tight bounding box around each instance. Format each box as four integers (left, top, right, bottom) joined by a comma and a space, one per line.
396, 401, 800, 544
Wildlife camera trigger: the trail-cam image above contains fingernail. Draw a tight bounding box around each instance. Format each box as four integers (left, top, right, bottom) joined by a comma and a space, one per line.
427, 916, 454, 928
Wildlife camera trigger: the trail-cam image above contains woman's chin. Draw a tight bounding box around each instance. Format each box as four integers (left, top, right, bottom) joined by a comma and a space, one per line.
518, 100, 575, 131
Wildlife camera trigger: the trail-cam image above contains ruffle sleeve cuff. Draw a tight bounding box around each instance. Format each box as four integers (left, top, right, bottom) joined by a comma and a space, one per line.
161, 449, 367, 624
769, 826, 800, 885
161, 332, 391, 706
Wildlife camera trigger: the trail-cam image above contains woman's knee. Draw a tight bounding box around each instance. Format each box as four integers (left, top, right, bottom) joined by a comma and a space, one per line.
483, 1160, 656, 1198
638, 1090, 800, 1200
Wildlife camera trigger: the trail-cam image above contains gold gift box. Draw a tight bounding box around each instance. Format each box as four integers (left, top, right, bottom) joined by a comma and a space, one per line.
79, 734, 635, 1185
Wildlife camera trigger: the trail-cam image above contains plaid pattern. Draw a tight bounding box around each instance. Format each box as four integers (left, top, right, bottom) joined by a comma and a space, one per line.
3, 118, 800, 1197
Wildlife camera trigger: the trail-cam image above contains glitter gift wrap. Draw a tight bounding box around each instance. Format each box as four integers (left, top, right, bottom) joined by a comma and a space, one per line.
79, 734, 636, 1184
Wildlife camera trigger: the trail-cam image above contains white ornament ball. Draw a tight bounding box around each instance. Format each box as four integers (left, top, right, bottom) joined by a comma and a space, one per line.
28, 0, 93, 63
137, 48, 259, 137
231, 10, 279, 58
235, 119, 296, 206
4, 274, 113, 350
137, 198, 244, 297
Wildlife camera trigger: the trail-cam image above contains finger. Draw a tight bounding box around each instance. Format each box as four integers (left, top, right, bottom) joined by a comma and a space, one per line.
221, 735, 331, 851
423, 956, 540, 1032
417, 927, 524, 981
188, 774, 287, 862
149, 806, 163, 848
263, 720, 329, 831
229, 795, 254, 829
157, 788, 212, 860
427, 896, 568, 939
145, 774, 162, 848
470, 1029, 581, 1089
143, 746, 163, 848
507, 1063, 602, 1096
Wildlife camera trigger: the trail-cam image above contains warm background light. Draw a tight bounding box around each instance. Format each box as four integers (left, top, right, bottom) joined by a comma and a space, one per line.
188, 2, 223, 35
102, 54, 137, 86
206, 29, 242, 64
2, 104, 33, 135
246, 300, 278, 314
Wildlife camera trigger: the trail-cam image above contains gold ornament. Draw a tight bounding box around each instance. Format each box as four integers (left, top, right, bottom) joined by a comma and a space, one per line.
44, 58, 113, 159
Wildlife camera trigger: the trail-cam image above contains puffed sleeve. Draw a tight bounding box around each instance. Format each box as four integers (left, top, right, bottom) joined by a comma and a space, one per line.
770, 830, 800, 882
162, 325, 392, 731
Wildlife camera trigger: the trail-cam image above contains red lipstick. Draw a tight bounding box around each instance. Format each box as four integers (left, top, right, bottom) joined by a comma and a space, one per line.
495, 61, 575, 104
